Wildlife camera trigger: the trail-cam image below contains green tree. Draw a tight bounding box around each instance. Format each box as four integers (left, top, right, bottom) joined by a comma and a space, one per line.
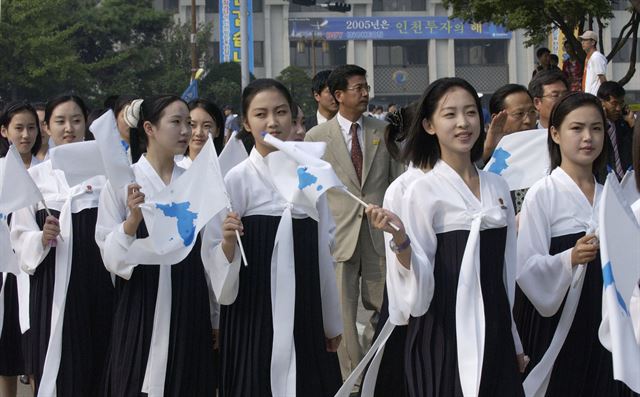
443, 0, 639, 84
199, 62, 255, 112
276, 66, 314, 117
0, 0, 91, 100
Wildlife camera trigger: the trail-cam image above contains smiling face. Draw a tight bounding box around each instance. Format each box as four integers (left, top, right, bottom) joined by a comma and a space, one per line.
242, 88, 292, 155
1, 110, 38, 155
551, 104, 604, 169
144, 100, 192, 157
188, 107, 216, 156
423, 86, 481, 161
46, 100, 86, 146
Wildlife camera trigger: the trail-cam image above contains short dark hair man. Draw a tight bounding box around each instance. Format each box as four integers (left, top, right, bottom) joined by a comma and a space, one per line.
597, 81, 634, 181
528, 70, 569, 129
532, 47, 552, 78
305, 69, 339, 131
305, 64, 402, 385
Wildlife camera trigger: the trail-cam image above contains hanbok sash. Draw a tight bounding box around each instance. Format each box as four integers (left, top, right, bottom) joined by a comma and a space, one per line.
523, 169, 599, 397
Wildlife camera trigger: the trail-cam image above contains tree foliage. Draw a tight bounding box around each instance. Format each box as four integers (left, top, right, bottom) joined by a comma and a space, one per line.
443, 0, 639, 84
276, 66, 314, 117
0, 0, 215, 106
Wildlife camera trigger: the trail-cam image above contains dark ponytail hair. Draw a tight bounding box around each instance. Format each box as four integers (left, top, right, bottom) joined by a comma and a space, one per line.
128, 95, 187, 163
0, 101, 43, 157
188, 98, 225, 154
547, 92, 608, 174
402, 77, 485, 169
385, 101, 419, 162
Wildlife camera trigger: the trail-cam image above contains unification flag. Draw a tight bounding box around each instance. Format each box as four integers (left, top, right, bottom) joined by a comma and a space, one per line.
219, 131, 248, 177
49, 141, 105, 187
484, 128, 550, 191
181, 79, 199, 102
598, 173, 640, 393
263, 133, 344, 220
0, 146, 45, 274
126, 139, 229, 265
90, 110, 135, 190
620, 170, 640, 208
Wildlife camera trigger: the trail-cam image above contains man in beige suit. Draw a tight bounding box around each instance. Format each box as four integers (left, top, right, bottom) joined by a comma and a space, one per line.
305, 64, 402, 385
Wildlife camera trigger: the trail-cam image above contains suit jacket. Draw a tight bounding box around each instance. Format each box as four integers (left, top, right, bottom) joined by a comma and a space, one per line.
304, 114, 318, 131
305, 116, 403, 261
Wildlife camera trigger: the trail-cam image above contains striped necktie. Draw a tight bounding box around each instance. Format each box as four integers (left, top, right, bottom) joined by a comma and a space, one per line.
607, 122, 624, 179
350, 122, 363, 183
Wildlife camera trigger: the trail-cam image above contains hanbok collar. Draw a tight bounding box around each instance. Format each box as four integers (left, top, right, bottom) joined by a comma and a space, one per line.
433, 159, 504, 397
552, 166, 601, 214
136, 154, 181, 193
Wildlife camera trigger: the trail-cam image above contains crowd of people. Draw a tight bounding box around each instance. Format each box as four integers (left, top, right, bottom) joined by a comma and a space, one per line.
0, 33, 639, 397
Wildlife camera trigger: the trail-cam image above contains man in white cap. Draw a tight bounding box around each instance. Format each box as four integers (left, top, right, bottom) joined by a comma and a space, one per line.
579, 30, 608, 95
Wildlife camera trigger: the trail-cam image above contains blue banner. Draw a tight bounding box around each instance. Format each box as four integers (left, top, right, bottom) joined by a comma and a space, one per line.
219, 0, 254, 71
289, 17, 511, 41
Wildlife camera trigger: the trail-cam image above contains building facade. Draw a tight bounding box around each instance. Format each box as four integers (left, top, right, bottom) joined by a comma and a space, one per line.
154, 0, 639, 106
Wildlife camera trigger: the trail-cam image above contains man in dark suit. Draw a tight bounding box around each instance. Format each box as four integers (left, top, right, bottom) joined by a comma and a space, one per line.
304, 70, 339, 131
597, 81, 634, 181
305, 65, 403, 387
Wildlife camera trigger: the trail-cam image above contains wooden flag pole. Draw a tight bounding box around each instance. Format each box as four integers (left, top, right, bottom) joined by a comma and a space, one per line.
341, 189, 401, 232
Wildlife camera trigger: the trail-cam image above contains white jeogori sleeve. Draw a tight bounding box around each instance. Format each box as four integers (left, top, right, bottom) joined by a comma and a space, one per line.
388, 181, 435, 321
10, 204, 51, 275
200, 173, 242, 305
516, 187, 573, 317
317, 195, 342, 339
94, 181, 137, 280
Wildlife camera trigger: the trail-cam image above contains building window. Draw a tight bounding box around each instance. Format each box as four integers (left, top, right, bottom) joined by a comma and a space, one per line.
374, 41, 427, 66
289, 3, 331, 12
289, 40, 347, 69
455, 40, 508, 66
254, 41, 264, 67
372, 0, 426, 12
164, 0, 179, 12
211, 41, 220, 64
611, 36, 639, 63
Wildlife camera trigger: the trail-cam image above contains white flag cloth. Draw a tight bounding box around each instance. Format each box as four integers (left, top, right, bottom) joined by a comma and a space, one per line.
263, 133, 344, 220
620, 170, 640, 208
0, 145, 44, 216
598, 173, 640, 393
484, 128, 550, 191
90, 110, 135, 190
0, 146, 44, 275
218, 131, 248, 177
257, 134, 343, 396
126, 138, 229, 265
49, 141, 105, 187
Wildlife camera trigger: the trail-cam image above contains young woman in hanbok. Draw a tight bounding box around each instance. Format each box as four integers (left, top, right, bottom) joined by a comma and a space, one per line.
10, 95, 114, 396
202, 78, 342, 397
367, 77, 525, 397
514, 92, 637, 397
177, 98, 225, 170
0, 101, 42, 397
95, 95, 215, 396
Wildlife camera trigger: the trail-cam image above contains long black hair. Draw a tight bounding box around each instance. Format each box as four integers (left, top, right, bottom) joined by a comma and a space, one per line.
128, 95, 187, 163
547, 92, 608, 174
401, 77, 485, 169
0, 101, 43, 157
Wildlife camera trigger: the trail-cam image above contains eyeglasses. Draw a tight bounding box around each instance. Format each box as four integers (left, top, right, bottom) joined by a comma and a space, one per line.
344, 84, 371, 93
509, 110, 538, 120
541, 91, 568, 100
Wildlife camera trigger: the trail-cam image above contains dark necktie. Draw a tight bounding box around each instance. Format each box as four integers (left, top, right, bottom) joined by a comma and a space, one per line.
350, 122, 363, 183
607, 123, 624, 179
